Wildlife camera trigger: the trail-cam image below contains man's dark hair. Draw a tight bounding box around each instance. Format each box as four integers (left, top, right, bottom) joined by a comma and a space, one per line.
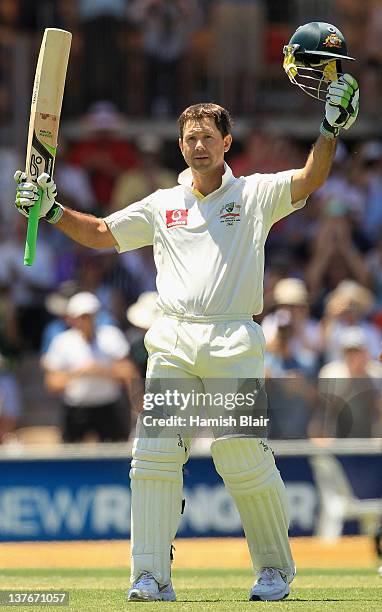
178, 103, 232, 139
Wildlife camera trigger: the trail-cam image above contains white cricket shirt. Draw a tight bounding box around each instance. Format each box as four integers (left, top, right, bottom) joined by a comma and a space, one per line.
105, 164, 305, 317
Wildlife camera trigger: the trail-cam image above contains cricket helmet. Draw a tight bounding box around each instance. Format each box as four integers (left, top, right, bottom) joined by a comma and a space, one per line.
283, 22, 355, 101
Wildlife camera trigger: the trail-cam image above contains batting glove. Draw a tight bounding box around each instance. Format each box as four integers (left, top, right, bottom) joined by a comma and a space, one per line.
320, 74, 359, 139
14, 171, 64, 223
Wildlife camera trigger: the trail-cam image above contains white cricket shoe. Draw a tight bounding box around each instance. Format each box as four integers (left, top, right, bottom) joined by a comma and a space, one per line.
127, 572, 176, 602
249, 568, 290, 601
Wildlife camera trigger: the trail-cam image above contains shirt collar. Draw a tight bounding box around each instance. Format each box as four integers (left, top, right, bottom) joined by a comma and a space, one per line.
177, 162, 235, 195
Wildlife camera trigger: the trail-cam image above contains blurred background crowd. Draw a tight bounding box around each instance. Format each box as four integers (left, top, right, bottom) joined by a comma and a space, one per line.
1, 0, 382, 444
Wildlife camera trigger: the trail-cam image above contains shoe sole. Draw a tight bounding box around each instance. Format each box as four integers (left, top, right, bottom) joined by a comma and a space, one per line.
250, 591, 290, 602
128, 590, 176, 602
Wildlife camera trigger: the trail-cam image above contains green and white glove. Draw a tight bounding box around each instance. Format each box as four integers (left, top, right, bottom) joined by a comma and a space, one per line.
320, 74, 359, 139
14, 171, 64, 223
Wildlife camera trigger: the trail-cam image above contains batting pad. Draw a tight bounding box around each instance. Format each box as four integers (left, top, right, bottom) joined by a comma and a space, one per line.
130, 436, 186, 585
211, 437, 295, 581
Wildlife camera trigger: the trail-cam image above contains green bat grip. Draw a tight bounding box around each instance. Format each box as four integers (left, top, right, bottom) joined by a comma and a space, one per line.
23, 188, 41, 266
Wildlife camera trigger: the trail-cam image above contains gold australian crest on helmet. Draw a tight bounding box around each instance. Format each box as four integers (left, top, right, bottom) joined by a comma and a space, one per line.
283, 22, 355, 101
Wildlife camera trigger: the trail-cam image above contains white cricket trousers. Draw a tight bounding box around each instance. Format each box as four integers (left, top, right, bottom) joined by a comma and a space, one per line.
130, 314, 295, 586
145, 313, 266, 380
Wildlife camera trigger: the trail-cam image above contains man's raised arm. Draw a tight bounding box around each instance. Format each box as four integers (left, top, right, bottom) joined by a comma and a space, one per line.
14, 171, 117, 249
290, 73, 359, 204
291, 135, 337, 204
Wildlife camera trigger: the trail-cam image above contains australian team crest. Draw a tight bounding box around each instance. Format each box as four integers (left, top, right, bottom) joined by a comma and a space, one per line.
323, 33, 342, 49
219, 202, 241, 226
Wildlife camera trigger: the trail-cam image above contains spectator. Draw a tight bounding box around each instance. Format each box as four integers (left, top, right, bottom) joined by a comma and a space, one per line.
358, 140, 382, 242
75, 253, 116, 317
315, 326, 382, 438
0, 278, 20, 358
41, 280, 78, 355
262, 278, 321, 376
0, 146, 22, 225
0, 0, 20, 40
265, 309, 314, 379
54, 140, 96, 213
0, 216, 56, 351
0, 0, 20, 127
306, 202, 371, 309
264, 309, 317, 439
210, 0, 265, 115
120, 245, 157, 295
79, 0, 128, 109
230, 131, 304, 177
336, 0, 368, 67
42, 291, 136, 442
0, 352, 22, 443
262, 253, 296, 314
67, 101, 138, 211
314, 142, 365, 226
362, 0, 382, 117
320, 280, 381, 363
41, 280, 117, 355
111, 134, 177, 211
367, 227, 382, 308
55, 0, 83, 116
75, 252, 140, 326
128, 0, 202, 116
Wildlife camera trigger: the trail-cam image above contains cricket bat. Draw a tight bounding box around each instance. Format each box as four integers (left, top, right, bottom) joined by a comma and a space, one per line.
23, 28, 72, 266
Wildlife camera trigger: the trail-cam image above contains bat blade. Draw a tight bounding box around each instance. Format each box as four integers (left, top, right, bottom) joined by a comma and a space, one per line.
23, 28, 71, 266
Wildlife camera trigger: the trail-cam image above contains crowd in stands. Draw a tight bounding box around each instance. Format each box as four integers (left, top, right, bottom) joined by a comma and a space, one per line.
0, 0, 382, 119
0, 115, 381, 443
0, 1, 382, 443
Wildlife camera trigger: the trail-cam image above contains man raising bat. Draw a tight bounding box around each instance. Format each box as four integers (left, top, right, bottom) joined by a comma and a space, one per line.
14, 22, 359, 603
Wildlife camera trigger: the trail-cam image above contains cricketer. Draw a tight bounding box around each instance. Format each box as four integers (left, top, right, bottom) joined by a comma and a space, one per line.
14, 22, 359, 602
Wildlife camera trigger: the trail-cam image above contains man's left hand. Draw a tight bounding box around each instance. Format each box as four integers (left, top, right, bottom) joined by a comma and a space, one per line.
320, 74, 359, 139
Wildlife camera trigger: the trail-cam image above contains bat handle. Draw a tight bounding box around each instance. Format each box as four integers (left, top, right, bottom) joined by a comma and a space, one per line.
23, 188, 41, 266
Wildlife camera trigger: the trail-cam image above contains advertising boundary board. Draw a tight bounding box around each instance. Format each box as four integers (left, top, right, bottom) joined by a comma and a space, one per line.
0, 441, 381, 541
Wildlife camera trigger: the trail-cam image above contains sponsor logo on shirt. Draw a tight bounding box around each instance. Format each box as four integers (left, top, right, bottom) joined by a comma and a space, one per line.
219, 202, 241, 226
166, 209, 189, 229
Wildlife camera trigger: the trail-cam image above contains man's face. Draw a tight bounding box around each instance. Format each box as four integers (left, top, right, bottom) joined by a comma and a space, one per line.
71, 313, 95, 338
344, 347, 368, 375
179, 117, 232, 174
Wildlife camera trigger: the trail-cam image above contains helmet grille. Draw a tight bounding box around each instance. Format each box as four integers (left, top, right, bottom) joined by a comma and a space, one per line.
283, 44, 342, 101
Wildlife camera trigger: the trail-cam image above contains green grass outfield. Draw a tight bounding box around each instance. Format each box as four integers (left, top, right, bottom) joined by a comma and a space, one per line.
0, 567, 381, 611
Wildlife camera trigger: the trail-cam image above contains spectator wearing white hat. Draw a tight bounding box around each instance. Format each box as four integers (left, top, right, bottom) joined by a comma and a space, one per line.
40, 281, 116, 356
314, 326, 382, 437
42, 292, 136, 442
262, 278, 321, 377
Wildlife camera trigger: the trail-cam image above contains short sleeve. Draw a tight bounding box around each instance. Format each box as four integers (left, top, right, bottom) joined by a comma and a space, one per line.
104, 195, 155, 253
255, 169, 307, 231
43, 334, 69, 371
98, 326, 130, 360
